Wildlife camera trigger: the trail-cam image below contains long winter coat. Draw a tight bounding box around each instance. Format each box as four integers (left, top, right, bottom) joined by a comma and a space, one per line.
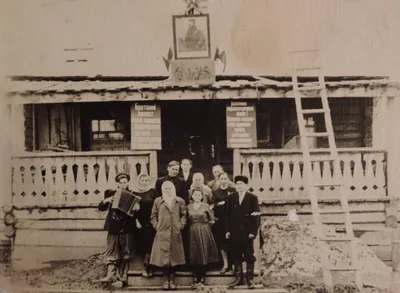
149, 196, 187, 267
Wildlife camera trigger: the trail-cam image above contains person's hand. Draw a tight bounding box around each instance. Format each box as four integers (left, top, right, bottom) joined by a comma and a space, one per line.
103, 196, 114, 204
217, 201, 225, 206
248, 234, 255, 240
209, 220, 215, 225
225, 232, 231, 239
133, 203, 140, 211
136, 219, 142, 229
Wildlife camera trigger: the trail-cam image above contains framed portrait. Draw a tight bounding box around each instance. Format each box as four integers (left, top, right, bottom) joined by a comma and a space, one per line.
173, 14, 211, 59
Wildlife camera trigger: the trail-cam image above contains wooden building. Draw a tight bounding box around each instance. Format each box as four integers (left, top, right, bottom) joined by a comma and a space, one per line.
2, 0, 400, 275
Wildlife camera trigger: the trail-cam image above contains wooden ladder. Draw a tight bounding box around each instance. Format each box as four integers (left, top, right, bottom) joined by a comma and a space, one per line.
290, 49, 363, 292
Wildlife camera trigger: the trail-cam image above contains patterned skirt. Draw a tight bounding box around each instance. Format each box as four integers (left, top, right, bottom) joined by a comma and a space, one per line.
188, 223, 219, 265
104, 232, 135, 264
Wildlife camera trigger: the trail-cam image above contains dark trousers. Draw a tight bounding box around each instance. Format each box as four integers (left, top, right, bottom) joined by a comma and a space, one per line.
230, 238, 256, 266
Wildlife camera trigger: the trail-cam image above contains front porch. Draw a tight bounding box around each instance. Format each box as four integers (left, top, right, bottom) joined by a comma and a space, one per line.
4, 75, 400, 272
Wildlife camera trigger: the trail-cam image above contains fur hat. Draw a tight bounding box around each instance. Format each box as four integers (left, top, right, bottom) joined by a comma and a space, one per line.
115, 172, 130, 182
234, 175, 249, 184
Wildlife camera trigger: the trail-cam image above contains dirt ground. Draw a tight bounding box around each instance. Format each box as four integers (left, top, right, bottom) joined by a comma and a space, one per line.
0, 257, 398, 293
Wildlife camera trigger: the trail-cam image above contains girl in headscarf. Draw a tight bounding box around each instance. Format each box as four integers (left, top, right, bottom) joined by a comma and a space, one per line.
150, 181, 187, 290
189, 173, 212, 203
187, 188, 219, 287
131, 173, 157, 278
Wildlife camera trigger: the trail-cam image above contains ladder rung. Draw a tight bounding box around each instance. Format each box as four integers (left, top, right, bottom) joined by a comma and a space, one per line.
319, 208, 349, 214
295, 66, 321, 71
329, 266, 358, 271
304, 132, 330, 138
298, 86, 324, 91
300, 109, 329, 114
310, 156, 336, 162
320, 236, 354, 242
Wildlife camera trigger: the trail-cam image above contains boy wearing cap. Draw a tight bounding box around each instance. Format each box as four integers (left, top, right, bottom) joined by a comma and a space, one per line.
225, 175, 260, 289
98, 172, 140, 284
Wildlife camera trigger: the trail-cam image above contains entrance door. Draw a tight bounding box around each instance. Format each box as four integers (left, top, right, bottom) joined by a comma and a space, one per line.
158, 100, 229, 180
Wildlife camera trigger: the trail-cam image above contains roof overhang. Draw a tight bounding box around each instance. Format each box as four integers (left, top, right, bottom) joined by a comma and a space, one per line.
4, 76, 400, 105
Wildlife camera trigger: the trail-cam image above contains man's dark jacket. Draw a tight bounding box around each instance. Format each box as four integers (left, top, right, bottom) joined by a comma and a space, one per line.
98, 189, 136, 234
225, 191, 260, 243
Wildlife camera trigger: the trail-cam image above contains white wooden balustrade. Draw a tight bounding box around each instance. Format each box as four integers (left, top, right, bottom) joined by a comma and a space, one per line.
11, 151, 156, 206
235, 148, 387, 200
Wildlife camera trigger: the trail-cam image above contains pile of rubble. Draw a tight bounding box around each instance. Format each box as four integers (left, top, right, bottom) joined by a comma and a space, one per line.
260, 218, 394, 292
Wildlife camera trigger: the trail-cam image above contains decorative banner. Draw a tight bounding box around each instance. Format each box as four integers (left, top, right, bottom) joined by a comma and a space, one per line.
131, 103, 162, 150
226, 101, 257, 149
170, 59, 215, 85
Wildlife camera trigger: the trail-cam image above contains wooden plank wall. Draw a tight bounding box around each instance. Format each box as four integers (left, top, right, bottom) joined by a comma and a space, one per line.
10, 197, 398, 270
12, 205, 107, 270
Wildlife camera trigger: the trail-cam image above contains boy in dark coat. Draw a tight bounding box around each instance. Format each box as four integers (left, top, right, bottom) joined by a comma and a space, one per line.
98, 172, 140, 283
225, 175, 260, 289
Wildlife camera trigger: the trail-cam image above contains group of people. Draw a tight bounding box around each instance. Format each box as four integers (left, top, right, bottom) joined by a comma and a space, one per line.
98, 159, 261, 290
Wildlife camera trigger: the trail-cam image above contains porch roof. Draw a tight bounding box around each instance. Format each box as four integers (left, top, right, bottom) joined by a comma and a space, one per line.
4, 75, 399, 104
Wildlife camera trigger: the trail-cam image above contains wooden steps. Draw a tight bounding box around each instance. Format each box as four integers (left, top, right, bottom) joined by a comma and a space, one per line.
127, 270, 258, 286
16, 287, 288, 293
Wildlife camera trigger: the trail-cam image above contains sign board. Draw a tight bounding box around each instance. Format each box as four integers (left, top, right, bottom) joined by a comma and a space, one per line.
226, 101, 257, 149
131, 103, 162, 150
170, 59, 215, 85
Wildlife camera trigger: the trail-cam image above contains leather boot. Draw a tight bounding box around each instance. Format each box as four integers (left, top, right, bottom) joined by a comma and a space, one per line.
119, 259, 129, 282
100, 264, 116, 282
162, 271, 169, 290
246, 262, 255, 289
228, 265, 244, 289
169, 272, 177, 290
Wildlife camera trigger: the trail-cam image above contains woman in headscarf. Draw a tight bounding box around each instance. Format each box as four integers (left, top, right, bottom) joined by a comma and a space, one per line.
150, 181, 187, 290
189, 173, 212, 203
210, 172, 236, 274
132, 173, 157, 278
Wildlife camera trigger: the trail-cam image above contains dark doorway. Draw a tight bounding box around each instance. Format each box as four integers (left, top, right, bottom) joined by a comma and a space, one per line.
158, 100, 232, 181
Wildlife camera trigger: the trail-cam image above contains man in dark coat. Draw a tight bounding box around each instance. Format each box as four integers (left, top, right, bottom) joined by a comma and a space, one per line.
98, 172, 140, 284
225, 175, 260, 289
179, 158, 194, 190
155, 161, 189, 205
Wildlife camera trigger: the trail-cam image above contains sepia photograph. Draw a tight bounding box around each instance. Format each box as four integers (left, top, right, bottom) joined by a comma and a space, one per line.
1, 0, 400, 293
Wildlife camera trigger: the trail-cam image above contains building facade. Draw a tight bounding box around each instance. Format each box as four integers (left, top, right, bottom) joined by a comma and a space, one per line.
2, 0, 400, 270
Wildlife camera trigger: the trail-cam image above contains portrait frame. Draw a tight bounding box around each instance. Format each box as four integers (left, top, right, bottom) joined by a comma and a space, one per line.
172, 14, 211, 60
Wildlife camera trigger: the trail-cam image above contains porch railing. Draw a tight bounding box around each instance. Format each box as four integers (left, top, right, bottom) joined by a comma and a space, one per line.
11, 150, 157, 206
234, 148, 387, 200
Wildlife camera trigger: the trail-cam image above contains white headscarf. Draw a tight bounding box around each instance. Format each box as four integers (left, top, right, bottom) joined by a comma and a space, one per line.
161, 181, 177, 208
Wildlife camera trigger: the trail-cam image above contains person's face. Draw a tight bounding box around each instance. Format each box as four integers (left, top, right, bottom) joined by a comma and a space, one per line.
188, 20, 195, 28
213, 167, 223, 179
219, 174, 229, 186
193, 176, 203, 185
118, 178, 129, 190
181, 160, 192, 172
163, 185, 174, 196
168, 165, 179, 177
235, 181, 247, 193
139, 176, 149, 186
192, 190, 203, 203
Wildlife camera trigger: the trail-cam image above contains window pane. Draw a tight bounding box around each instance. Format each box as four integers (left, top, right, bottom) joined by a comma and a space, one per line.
109, 133, 124, 140
91, 120, 99, 132
99, 120, 116, 131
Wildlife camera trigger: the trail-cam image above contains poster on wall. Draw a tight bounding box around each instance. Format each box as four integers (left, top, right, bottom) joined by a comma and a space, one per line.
131, 103, 162, 150
226, 101, 257, 149
173, 14, 211, 59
